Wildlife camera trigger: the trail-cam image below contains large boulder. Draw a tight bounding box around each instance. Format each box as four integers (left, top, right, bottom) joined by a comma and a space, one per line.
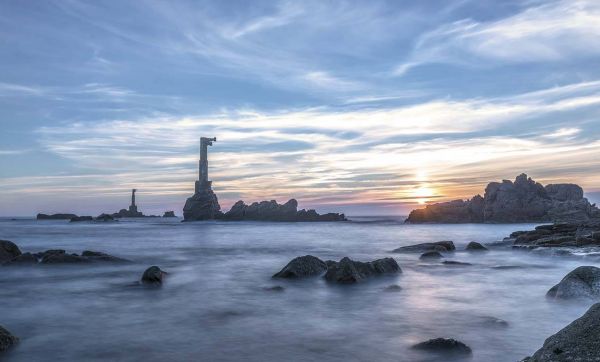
411, 338, 472, 356
0, 240, 21, 263
393, 241, 455, 253
525, 303, 600, 361
272, 255, 327, 278
466, 241, 488, 251
141, 266, 167, 285
0, 325, 18, 352
324, 257, 401, 283
406, 174, 600, 224
183, 186, 221, 221
547, 266, 600, 299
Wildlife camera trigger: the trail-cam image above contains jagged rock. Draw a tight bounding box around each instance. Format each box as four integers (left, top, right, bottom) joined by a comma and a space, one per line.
510, 222, 600, 248
0, 325, 18, 352
324, 257, 401, 283
183, 186, 221, 221
420, 251, 443, 260
223, 199, 346, 222
0, 240, 21, 263
36, 213, 77, 220
141, 266, 167, 285
41, 252, 89, 264
163, 211, 176, 217
525, 303, 600, 361
547, 266, 600, 299
466, 241, 488, 251
272, 255, 327, 278
81, 250, 130, 263
393, 241, 455, 253
406, 174, 600, 224
3, 252, 37, 266
411, 338, 472, 355
70, 216, 93, 222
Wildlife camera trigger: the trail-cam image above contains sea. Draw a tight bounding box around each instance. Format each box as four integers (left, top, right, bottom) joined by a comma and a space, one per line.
1, 216, 598, 362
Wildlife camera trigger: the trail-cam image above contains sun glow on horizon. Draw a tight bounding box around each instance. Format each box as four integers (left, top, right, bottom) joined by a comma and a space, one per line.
414, 185, 436, 204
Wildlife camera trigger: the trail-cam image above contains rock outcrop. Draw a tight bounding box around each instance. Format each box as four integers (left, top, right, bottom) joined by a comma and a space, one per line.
0, 325, 18, 352
183, 184, 221, 221
222, 199, 345, 222
70, 216, 93, 222
392, 241, 456, 253
547, 266, 600, 299
141, 266, 167, 285
163, 211, 176, 218
509, 221, 600, 249
272, 255, 328, 278
0, 240, 21, 263
524, 303, 600, 361
466, 241, 488, 251
36, 213, 77, 220
406, 174, 600, 224
411, 338, 472, 355
324, 257, 401, 283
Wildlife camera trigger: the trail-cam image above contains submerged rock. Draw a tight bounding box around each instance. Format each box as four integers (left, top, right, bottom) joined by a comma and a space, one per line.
466, 241, 488, 251
263, 286, 285, 292
81, 250, 130, 263
411, 338, 472, 355
141, 266, 167, 285
384, 284, 402, 292
0, 325, 18, 352
272, 255, 327, 278
547, 266, 600, 299
0, 240, 21, 263
406, 174, 600, 224
324, 257, 401, 283
41, 252, 89, 264
393, 241, 455, 253
443, 261, 472, 266
420, 251, 443, 260
525, 303, 600, 361
4, 252, 37, 266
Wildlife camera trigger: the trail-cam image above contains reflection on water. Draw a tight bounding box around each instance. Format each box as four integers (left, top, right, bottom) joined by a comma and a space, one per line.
0, 217, 598, 361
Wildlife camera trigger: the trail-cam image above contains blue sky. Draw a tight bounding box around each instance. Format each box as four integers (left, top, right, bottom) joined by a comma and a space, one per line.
1, 0, 600, 216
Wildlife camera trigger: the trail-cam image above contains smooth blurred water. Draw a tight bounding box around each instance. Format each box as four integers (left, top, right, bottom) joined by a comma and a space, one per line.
0, 217, 599, 362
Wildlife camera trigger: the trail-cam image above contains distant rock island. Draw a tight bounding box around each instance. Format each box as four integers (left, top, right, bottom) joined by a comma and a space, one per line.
406, 173, 600, 224
182, 137, 346, 222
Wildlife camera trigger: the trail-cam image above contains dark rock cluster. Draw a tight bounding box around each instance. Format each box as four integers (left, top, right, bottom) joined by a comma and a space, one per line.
222, 199, 346, 222
392, 241, 456, 253
406, 174, 600, 224
509, 221, 600, 248
0, 325, 18, 352
1, 240, 129, 266
273, 255, 401, 283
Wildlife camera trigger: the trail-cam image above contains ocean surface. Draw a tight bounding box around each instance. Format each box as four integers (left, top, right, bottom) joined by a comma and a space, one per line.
1, 216, 599, 362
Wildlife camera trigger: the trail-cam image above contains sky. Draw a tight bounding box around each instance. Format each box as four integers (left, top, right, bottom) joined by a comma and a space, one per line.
1, 0, 600, 217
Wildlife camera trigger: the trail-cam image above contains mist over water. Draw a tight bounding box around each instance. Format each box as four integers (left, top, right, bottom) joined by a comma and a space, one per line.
1, 217, 598, 361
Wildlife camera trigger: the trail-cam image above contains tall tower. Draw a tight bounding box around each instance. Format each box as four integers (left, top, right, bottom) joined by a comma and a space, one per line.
129, 189, 138, 213
196, 137, 216, 193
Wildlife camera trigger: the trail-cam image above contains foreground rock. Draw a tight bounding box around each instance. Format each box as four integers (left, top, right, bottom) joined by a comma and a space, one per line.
0, 240, 21, 263
547, 266, 600, 299
406, 174, 600, 224
324, 257, 401, 283
0, 325, 18, 352
466, 241, 488, 251
509, 221, 600, 248
393, 241, 455, 253
141, 266, 167, 285
272, 255, 327, 278
411, 338, 472, 356
36, 213, 77, 220
222, 199, 346, 222
524, 303, 600, 361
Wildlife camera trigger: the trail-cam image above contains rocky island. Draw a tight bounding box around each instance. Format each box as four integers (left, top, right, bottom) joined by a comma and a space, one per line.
183, 137, 346, 222
406, 174, 600, 224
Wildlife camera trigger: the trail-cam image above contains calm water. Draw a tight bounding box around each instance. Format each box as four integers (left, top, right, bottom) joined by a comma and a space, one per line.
0, 217, 598, 362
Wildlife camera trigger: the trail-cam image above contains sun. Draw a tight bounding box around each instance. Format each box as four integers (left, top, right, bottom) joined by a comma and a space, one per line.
414, 186, 435, 204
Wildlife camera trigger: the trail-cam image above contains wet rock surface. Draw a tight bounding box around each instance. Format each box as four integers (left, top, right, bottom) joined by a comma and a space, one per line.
407, 174, 600, 224
324, 257, 401, 283
420, 251, 443, 259
0, 325, 18, 352
411, 338, 472, 355
510, 221, 600, 249
393, 241, 455, 253
547, 266, 600, 299
0, 240, 21, 263
272, 255, 327, 278
525, 303, 600, 361
466, 241, 488, 251
141, 266, 167, 285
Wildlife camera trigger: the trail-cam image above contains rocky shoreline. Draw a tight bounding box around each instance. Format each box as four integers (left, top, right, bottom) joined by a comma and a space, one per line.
406, 174, 600, 224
